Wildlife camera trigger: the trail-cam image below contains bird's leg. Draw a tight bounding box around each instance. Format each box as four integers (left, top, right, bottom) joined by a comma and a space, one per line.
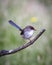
29, 38, 32, 42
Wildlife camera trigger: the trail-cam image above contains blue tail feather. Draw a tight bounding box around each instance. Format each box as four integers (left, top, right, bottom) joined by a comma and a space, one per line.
8, 20, 22, 31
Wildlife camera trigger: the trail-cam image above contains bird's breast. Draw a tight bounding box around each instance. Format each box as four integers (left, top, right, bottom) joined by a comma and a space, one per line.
22, 30, 34, 39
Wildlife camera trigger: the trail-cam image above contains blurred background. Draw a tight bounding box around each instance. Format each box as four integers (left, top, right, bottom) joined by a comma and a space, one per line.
0, 0, 52, 65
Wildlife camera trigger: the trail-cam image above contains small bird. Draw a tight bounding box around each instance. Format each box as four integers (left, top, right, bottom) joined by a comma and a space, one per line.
8, 20, 36, 40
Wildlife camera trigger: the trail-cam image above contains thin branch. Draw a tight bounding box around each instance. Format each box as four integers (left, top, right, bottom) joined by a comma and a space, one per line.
0, 29, 46, 57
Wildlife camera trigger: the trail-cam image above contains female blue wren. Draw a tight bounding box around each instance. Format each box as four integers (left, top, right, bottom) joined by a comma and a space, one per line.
9, 20, 36, 40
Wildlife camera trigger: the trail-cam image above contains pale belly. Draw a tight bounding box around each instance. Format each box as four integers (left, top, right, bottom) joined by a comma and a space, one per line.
22, 30, 34, 39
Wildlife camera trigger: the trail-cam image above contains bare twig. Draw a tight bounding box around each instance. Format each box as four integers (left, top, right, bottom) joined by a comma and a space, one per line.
0, 29, 46, 57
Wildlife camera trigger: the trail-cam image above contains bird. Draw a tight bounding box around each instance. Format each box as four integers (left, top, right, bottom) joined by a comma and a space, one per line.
8, 20, 36, 41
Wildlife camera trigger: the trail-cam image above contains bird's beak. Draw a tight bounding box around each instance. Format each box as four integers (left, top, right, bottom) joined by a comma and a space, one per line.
34, 28, 36, 31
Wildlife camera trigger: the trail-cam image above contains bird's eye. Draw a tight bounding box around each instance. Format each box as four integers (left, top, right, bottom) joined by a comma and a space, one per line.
30, 27, 35, 30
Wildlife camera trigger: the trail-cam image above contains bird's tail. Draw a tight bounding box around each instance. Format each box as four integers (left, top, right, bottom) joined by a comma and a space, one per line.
8, 20, 22, 31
